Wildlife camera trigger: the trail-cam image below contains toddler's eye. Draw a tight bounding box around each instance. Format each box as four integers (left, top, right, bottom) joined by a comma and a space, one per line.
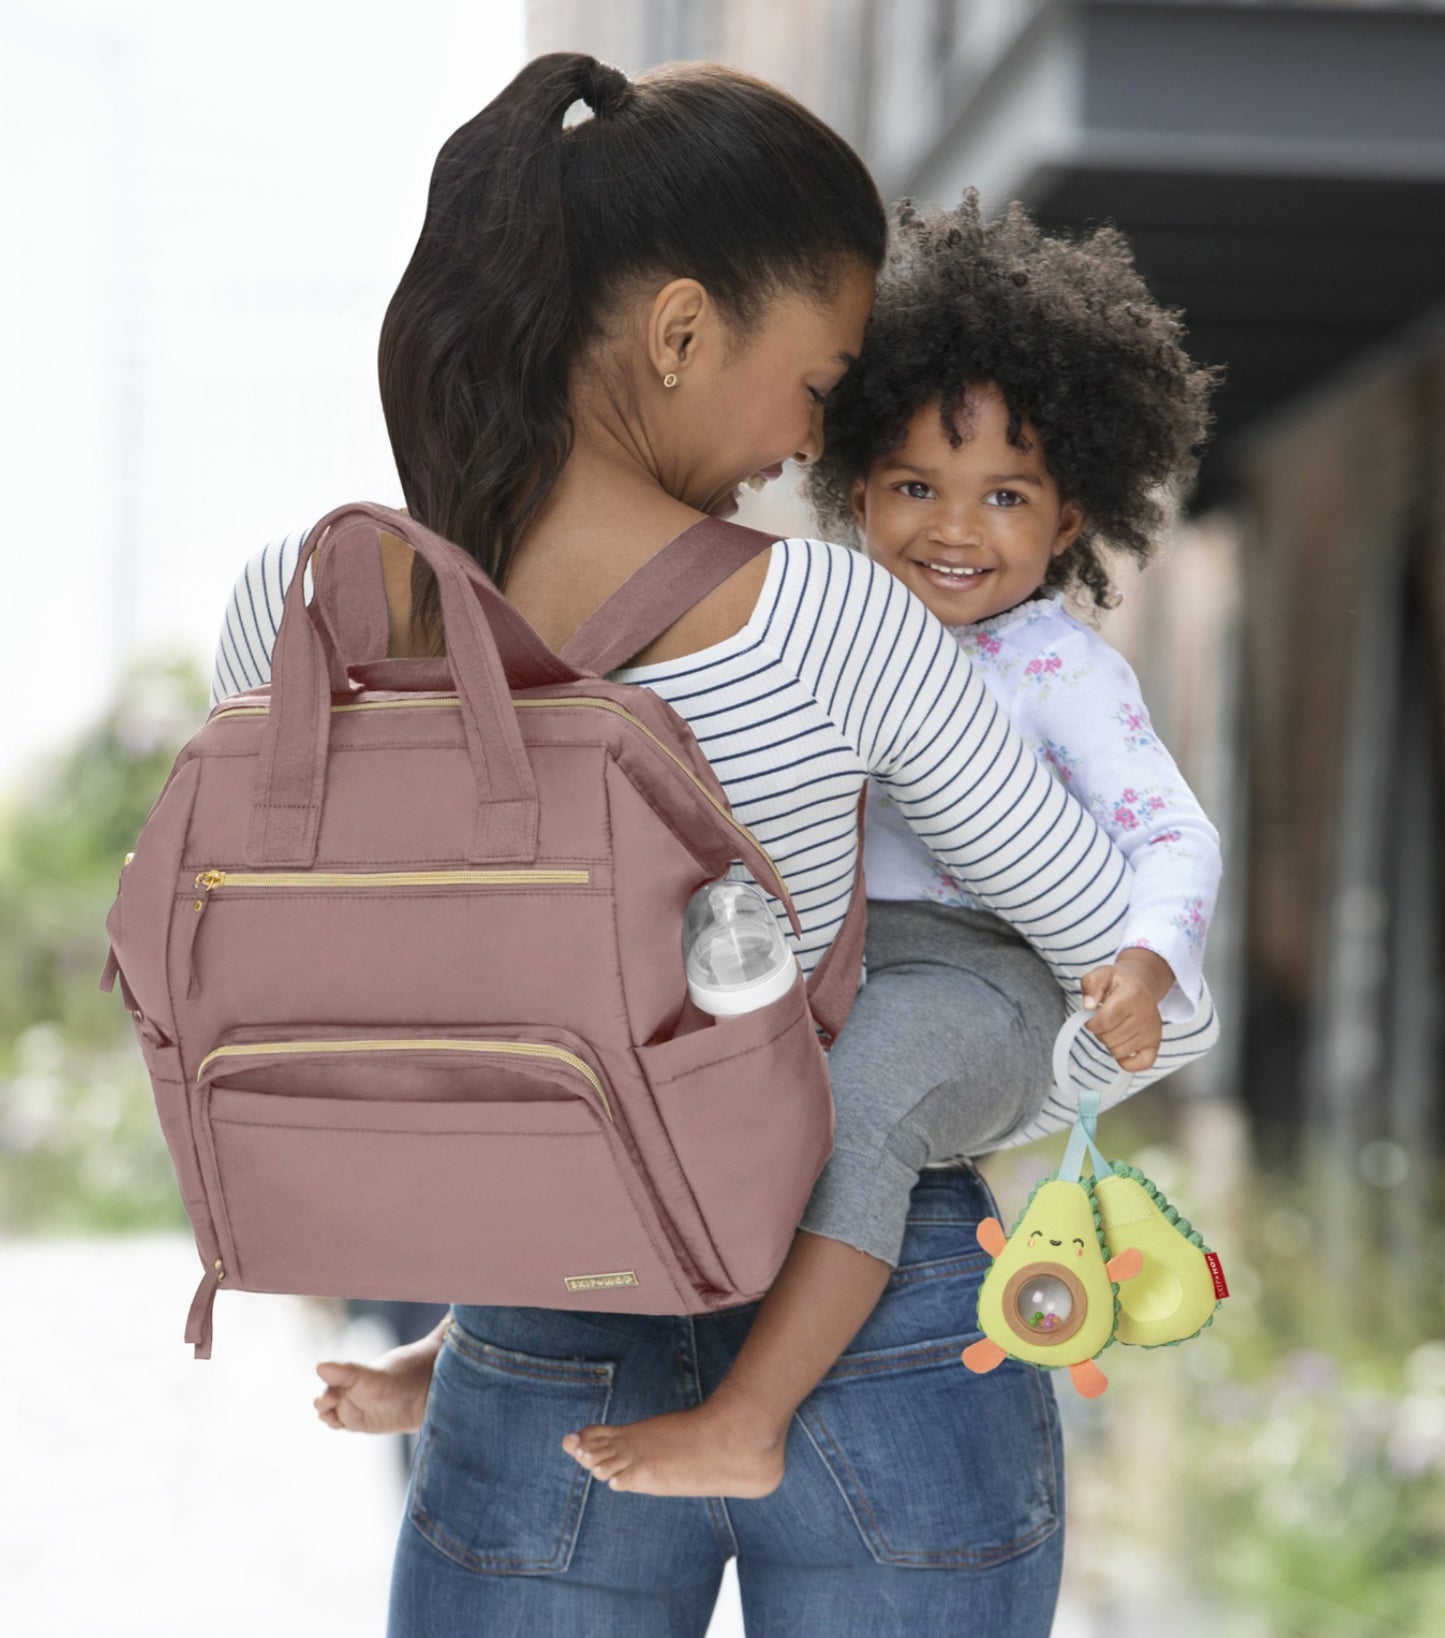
986, 489, 1025, 507
896, 480, 933, 501
808, 387, 828, 407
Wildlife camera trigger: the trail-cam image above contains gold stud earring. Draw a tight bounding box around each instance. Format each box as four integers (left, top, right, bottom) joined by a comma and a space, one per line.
662, 372, 678, 389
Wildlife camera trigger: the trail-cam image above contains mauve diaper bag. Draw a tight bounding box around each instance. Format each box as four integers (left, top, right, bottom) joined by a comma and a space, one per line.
98, 500, 868, 1358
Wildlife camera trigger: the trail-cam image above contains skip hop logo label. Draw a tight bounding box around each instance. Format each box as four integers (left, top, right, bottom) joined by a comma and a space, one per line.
1203, 1251, 1230, 1300
565, 1270, 639, 1291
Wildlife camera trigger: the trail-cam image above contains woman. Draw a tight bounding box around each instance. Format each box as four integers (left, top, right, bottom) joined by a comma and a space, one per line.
215, 51, 1135, 1636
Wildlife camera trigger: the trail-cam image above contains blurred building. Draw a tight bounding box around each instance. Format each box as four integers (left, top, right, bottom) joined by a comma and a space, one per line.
529, 1, 1445, 1208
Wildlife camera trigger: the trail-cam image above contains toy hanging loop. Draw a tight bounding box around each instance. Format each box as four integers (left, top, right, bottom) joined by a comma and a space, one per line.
1052, 1009, 1133, 1184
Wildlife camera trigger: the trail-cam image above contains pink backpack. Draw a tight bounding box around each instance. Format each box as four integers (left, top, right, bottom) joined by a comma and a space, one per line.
98, 501, 867, 1358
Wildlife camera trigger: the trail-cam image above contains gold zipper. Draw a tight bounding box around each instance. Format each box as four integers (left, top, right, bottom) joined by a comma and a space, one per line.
209, 693, 785, 890
196, 1037, 613, 1122
182, 866, 589, 999
193, 867, 588, 889
211, 698, 459, 719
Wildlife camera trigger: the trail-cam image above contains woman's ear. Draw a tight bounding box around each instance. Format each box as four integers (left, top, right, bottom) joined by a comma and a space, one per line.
849, 475, 869, 533
1053, 499, 1086, 557
647, 277, 709, 383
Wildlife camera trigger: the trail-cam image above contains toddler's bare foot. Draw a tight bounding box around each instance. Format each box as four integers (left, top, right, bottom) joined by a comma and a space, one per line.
312, 1335, 437, 1435
561, 1396, 787, 1498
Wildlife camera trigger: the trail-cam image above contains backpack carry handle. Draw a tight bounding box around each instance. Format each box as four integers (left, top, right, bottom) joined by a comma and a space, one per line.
306, 521, 391, 695
246, 501, 581, 869
303, 502, 587, 693
307, 510, 778, 688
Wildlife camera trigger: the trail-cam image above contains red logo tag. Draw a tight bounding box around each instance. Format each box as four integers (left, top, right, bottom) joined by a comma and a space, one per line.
1204, 1251, 1230, 1300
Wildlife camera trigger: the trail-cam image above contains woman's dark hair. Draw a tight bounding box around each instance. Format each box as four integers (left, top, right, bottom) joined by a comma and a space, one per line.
379, 52, 887, 654
803, 189, 1223, 611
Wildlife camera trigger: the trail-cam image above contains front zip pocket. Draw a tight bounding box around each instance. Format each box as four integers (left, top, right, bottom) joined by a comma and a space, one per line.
180, 865, 591, 1000
196, 1027, 615, 1122
189, 1023, 694, 1313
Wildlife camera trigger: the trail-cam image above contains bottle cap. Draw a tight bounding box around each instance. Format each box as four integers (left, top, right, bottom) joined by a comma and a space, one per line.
687, 950, 800, 1016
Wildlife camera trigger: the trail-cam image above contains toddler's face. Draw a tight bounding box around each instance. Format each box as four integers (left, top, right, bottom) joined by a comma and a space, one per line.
850, 383, 1084, 626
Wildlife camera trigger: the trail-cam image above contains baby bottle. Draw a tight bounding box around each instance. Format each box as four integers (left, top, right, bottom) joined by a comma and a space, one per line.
682, 879, 800, 1017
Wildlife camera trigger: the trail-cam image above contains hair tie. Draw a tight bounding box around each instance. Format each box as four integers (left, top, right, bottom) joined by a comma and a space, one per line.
582, 60, 630, 119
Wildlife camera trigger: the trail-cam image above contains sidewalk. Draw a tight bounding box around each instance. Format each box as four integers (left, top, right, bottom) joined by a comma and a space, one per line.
5, 1233, 755, 1637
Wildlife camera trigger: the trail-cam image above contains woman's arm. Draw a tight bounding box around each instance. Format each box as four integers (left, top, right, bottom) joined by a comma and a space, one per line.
860, 567, 1132, 1001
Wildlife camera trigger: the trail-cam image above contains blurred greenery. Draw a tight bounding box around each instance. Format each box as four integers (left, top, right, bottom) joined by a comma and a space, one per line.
3, 645, 1443, 1635
0, 649, 208, 1236
985, 1104, 1445, 1638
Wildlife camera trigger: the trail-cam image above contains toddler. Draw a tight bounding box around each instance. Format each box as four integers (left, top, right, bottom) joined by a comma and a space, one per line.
314, 191, 1224, 1499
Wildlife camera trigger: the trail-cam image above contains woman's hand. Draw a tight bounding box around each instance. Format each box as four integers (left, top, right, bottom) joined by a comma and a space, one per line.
1079, 948, 1174, 1072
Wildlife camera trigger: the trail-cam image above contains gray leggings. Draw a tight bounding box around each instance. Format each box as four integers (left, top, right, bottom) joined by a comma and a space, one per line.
797, 897, 1071, 1268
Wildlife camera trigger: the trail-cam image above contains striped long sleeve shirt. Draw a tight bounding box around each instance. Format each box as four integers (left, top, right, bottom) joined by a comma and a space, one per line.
211, 528, 1219, 1147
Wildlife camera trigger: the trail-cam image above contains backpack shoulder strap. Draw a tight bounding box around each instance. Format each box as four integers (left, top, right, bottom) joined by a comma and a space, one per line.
803, 783, 868, 1050
558, 516, 779, 677
559, 513, 869, 1049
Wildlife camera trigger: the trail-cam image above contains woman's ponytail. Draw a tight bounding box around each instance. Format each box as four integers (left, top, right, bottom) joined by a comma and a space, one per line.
379, 53, 611, 651
379, 52, 885, 654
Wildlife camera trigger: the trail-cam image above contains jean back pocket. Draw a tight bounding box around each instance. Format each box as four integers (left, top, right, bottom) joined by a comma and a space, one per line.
796, 1260, 1062, 1569
407, 1321, 614, 1575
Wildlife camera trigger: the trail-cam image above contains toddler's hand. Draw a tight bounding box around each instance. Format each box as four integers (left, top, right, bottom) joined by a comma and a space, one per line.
313, 1334, 439, 1436
1079, 949, 1172, 1071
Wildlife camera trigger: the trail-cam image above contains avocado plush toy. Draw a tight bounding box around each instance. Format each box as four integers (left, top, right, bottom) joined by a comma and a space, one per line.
1093, 1161, 1228, 1348
961, 1009, 1227, 1395
963, 1173, 1142, 1397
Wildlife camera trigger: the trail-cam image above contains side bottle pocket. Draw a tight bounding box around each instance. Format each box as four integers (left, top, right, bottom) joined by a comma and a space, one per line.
634, 968, 834, 1298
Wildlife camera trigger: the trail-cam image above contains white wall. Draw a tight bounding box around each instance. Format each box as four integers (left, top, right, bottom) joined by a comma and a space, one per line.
1, 0, 527, 800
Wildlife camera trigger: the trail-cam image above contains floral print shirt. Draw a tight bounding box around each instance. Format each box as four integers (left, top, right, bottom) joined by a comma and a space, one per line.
864, 589, 1222, 1023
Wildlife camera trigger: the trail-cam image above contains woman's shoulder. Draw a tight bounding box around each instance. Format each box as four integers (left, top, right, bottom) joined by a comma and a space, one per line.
755, 535, 926, 647
235, 522, 356, 634
768, 534, 907, 604
227, 526, 311, 602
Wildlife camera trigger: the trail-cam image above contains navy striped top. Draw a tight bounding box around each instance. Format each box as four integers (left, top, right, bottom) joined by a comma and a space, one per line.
211, 528, 1218, 1146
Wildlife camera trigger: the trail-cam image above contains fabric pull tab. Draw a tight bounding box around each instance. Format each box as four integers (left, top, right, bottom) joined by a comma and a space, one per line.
185, 1259, 225, 1360
181, 888, 214, 1001
1203, 1251, 1230, 1301
99, 944, 120, 994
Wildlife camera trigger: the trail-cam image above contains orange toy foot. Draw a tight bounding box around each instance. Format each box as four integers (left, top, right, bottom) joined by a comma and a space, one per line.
1105, 1246, 1144, 1283
1069, 1359, 1109, 1398
961, 1337, 1007, 1374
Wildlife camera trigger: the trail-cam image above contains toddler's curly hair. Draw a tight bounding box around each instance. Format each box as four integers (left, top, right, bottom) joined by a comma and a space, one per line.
803, 189, 1223, 610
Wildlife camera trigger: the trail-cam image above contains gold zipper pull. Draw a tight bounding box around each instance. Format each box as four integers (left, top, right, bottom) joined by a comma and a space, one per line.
183, 872, 224, 999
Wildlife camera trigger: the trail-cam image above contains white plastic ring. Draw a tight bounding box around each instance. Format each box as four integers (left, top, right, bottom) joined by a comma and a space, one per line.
1051, 1007, 1135, 1107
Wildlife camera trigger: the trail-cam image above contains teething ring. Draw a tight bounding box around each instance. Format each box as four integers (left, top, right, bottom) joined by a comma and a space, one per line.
1052, 1008, 1136, 1104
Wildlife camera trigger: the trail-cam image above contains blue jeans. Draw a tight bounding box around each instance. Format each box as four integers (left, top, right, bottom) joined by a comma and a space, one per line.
387, 1165, 1065, 1637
